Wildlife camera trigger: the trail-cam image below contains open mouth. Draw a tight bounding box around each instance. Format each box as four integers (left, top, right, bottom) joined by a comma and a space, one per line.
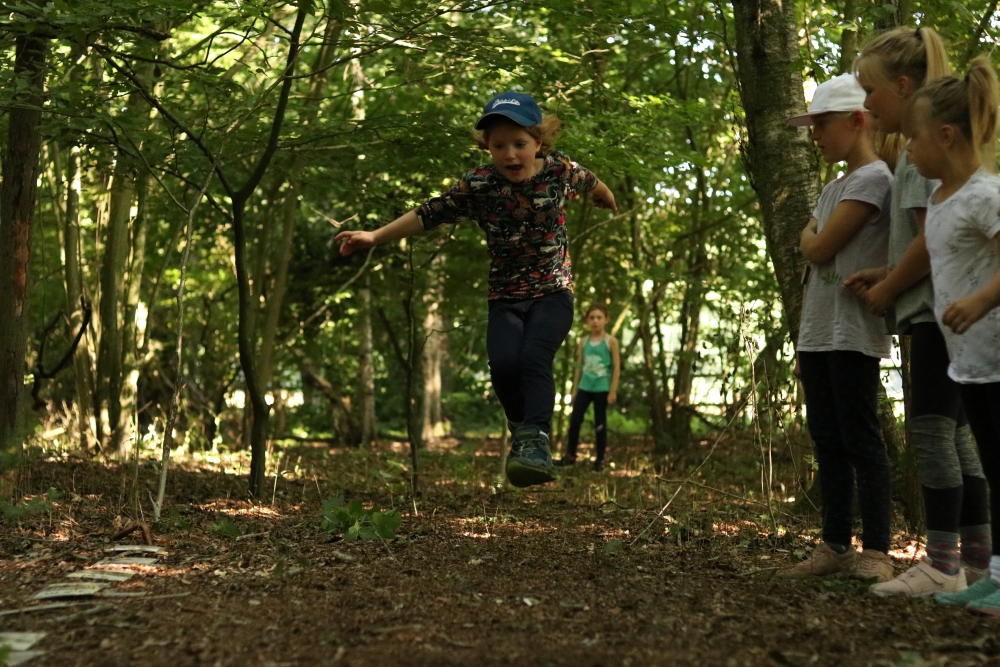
505, 165, 524, 176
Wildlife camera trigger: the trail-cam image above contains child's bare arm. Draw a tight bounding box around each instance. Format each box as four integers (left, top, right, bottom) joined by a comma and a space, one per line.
608, 336, 620, 405
800, 199, 878, 264
336, 209, 424, 256
860, 209, 931, 315
591, 180, 617, 211
942, 232, 1000, 334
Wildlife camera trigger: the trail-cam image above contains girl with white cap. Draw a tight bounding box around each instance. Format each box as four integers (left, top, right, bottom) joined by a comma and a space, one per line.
336, 91, 616, 488
781, 72, 895, 582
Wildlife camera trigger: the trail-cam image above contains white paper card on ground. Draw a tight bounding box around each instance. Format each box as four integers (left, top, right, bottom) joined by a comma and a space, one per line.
95, 591, 147, 598
106, 545, 166, 554
94, 557, 159, 568
66, 570, 134, 582
5, 650, 46, 666
0, 632, 46, 651
31, 583, 107, 600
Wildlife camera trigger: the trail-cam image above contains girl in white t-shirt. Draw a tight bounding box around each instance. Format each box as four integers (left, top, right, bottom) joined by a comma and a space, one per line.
847, 27, 990, 599
780, 73, 895, 583
905, 57, 1000, 614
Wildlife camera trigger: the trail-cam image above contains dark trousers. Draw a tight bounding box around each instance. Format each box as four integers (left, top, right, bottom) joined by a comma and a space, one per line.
798, 350, 893, 552
908, 322, 988, 533
959, 382, 1000, 555
565, 390, 609, 462
486, 290, 574, 434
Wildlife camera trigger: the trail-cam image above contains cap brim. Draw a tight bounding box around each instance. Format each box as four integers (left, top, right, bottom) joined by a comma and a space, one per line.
475, 110, 538, 130
787, 113, 818, 127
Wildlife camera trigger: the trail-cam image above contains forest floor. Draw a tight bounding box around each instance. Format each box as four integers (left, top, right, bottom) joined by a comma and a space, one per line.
2, 432, 999, 667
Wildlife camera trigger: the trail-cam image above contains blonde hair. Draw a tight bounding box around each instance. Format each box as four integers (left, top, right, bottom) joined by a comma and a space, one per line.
906, 56, 1000, 172
856, 27, 951, 169
473, 114, 563, 153
855, 26, 951, 89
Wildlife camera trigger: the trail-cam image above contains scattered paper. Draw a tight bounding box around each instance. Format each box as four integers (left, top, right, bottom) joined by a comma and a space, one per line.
5, 650, 46, 666
66, 570, 134, 582
94, 557, 159, 569
95, 591, 147, 598
31, 583, 107, 600
0, 632, 46, 651
106, 545, 166, 554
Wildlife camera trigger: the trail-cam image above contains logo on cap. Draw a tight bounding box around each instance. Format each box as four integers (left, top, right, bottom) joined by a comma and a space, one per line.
492, 98, 522, 108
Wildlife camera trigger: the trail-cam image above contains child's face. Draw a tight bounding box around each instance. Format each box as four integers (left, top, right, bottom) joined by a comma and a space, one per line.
859, 70, 909, 134
808, 112, 860, 164
905, 99, 946, 180
486, 122, 542, 183
586, 310, 608, 332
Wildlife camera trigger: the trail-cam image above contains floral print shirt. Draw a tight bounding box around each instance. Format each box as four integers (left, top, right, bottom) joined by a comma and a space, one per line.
416, 151, 597, 301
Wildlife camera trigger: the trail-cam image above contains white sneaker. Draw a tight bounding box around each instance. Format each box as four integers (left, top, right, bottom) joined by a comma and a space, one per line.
869, 559, 967, 597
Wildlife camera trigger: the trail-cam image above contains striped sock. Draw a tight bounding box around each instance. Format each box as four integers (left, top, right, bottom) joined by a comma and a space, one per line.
960, 524, 992, 570
926, 530, 960, 575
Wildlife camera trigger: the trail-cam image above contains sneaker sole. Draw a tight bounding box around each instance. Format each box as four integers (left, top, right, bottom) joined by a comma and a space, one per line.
505, 459, 556, 488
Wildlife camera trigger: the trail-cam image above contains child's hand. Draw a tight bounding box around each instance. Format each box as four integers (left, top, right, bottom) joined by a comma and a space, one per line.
591, 182, 617, 211
843, 266, 888, 298
336, 230, 376, 256
943, 294, 993, 334
608, 390, 617, 405
863, 282, 895, 317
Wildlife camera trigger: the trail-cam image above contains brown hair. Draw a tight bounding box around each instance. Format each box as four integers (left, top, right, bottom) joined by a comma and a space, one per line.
905, 56, 1000, 172
473, 114, 563, 153
585, 303, 609, 319
856, 27, 951, 168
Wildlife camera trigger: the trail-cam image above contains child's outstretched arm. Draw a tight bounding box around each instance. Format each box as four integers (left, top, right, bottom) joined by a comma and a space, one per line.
591, 180, 617, 211
608, 336, 620, 405
844, 209, 931, 315
799, 199, 878, 264
942, 232, 1000, 334
336, 209, 424, 256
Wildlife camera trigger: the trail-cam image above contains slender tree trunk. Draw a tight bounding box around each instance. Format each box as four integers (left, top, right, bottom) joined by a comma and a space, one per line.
0, 34, 47, 454
357, 282, 377, 445
118, 172, 150, 455
669, 242, 707, 446
838, 0, 860, 74
61, 145, 94, 452
422, 263, 444, 441
731, 0, 821, 342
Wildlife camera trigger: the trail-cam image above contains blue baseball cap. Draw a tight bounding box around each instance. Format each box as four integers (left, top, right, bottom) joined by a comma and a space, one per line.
475, 90, 543, 130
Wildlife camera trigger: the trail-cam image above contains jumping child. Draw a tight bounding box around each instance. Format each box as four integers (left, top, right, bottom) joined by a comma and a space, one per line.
556, 303, 620, 472
781, 73, 895, 582
902, 57, 1000, 612
336, 90, 617, 488
846, 27, 991, 597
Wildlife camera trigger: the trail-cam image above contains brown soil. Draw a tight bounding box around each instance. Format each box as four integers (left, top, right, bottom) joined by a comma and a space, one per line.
1, 436, 998, 667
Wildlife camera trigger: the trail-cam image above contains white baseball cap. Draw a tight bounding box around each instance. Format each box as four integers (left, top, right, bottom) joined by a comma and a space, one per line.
787, 73, 867, 127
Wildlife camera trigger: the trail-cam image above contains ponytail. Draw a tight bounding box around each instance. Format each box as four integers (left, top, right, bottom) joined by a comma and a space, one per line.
967, 56, 999, 171
907, 56, 999, 172
855, 26, 951, 91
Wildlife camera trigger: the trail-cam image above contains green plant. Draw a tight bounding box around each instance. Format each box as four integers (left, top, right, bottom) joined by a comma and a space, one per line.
2, 486, 61, 519
211, 517, 245, 538
321, 495, 401, 541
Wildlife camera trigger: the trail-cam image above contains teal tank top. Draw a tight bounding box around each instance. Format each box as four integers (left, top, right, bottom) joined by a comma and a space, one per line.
578, 336, 612, 393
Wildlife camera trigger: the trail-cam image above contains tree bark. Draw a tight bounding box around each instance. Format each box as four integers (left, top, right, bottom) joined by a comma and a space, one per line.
731, 0, 821, 343
0, 34, 47, 454
422, 262, 445, 441
357, 281, 377, 445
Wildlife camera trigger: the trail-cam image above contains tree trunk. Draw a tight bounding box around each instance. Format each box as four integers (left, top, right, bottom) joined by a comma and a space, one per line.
422, 264, 444, 441
118, 172, 150, 455
61, 144, 95, 452
838, 0, 860, 74
0, 34, 47, 455
669, 240, 707, 446
357, 282, 377, 445
731, 0, 821, 343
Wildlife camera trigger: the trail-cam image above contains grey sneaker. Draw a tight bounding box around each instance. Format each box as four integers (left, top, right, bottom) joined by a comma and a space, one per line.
779, 542, 856, 578
505, 426, 556, 488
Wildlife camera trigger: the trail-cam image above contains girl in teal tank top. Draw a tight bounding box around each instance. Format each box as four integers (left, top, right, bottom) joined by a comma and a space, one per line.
557, 303, 620, 471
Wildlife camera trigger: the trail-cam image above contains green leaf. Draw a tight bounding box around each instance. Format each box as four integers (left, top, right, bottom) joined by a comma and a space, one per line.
602, 539, 623, 555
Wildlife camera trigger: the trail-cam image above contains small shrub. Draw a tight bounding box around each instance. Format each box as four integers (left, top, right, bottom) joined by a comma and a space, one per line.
321, 494, 401, 541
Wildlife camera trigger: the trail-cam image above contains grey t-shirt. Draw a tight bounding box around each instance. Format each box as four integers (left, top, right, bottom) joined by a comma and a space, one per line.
887, 146, 939, 333
798, 161, 893, 358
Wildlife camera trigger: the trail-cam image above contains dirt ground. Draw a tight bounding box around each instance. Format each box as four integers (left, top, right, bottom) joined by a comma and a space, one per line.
2, 435, 999, 667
